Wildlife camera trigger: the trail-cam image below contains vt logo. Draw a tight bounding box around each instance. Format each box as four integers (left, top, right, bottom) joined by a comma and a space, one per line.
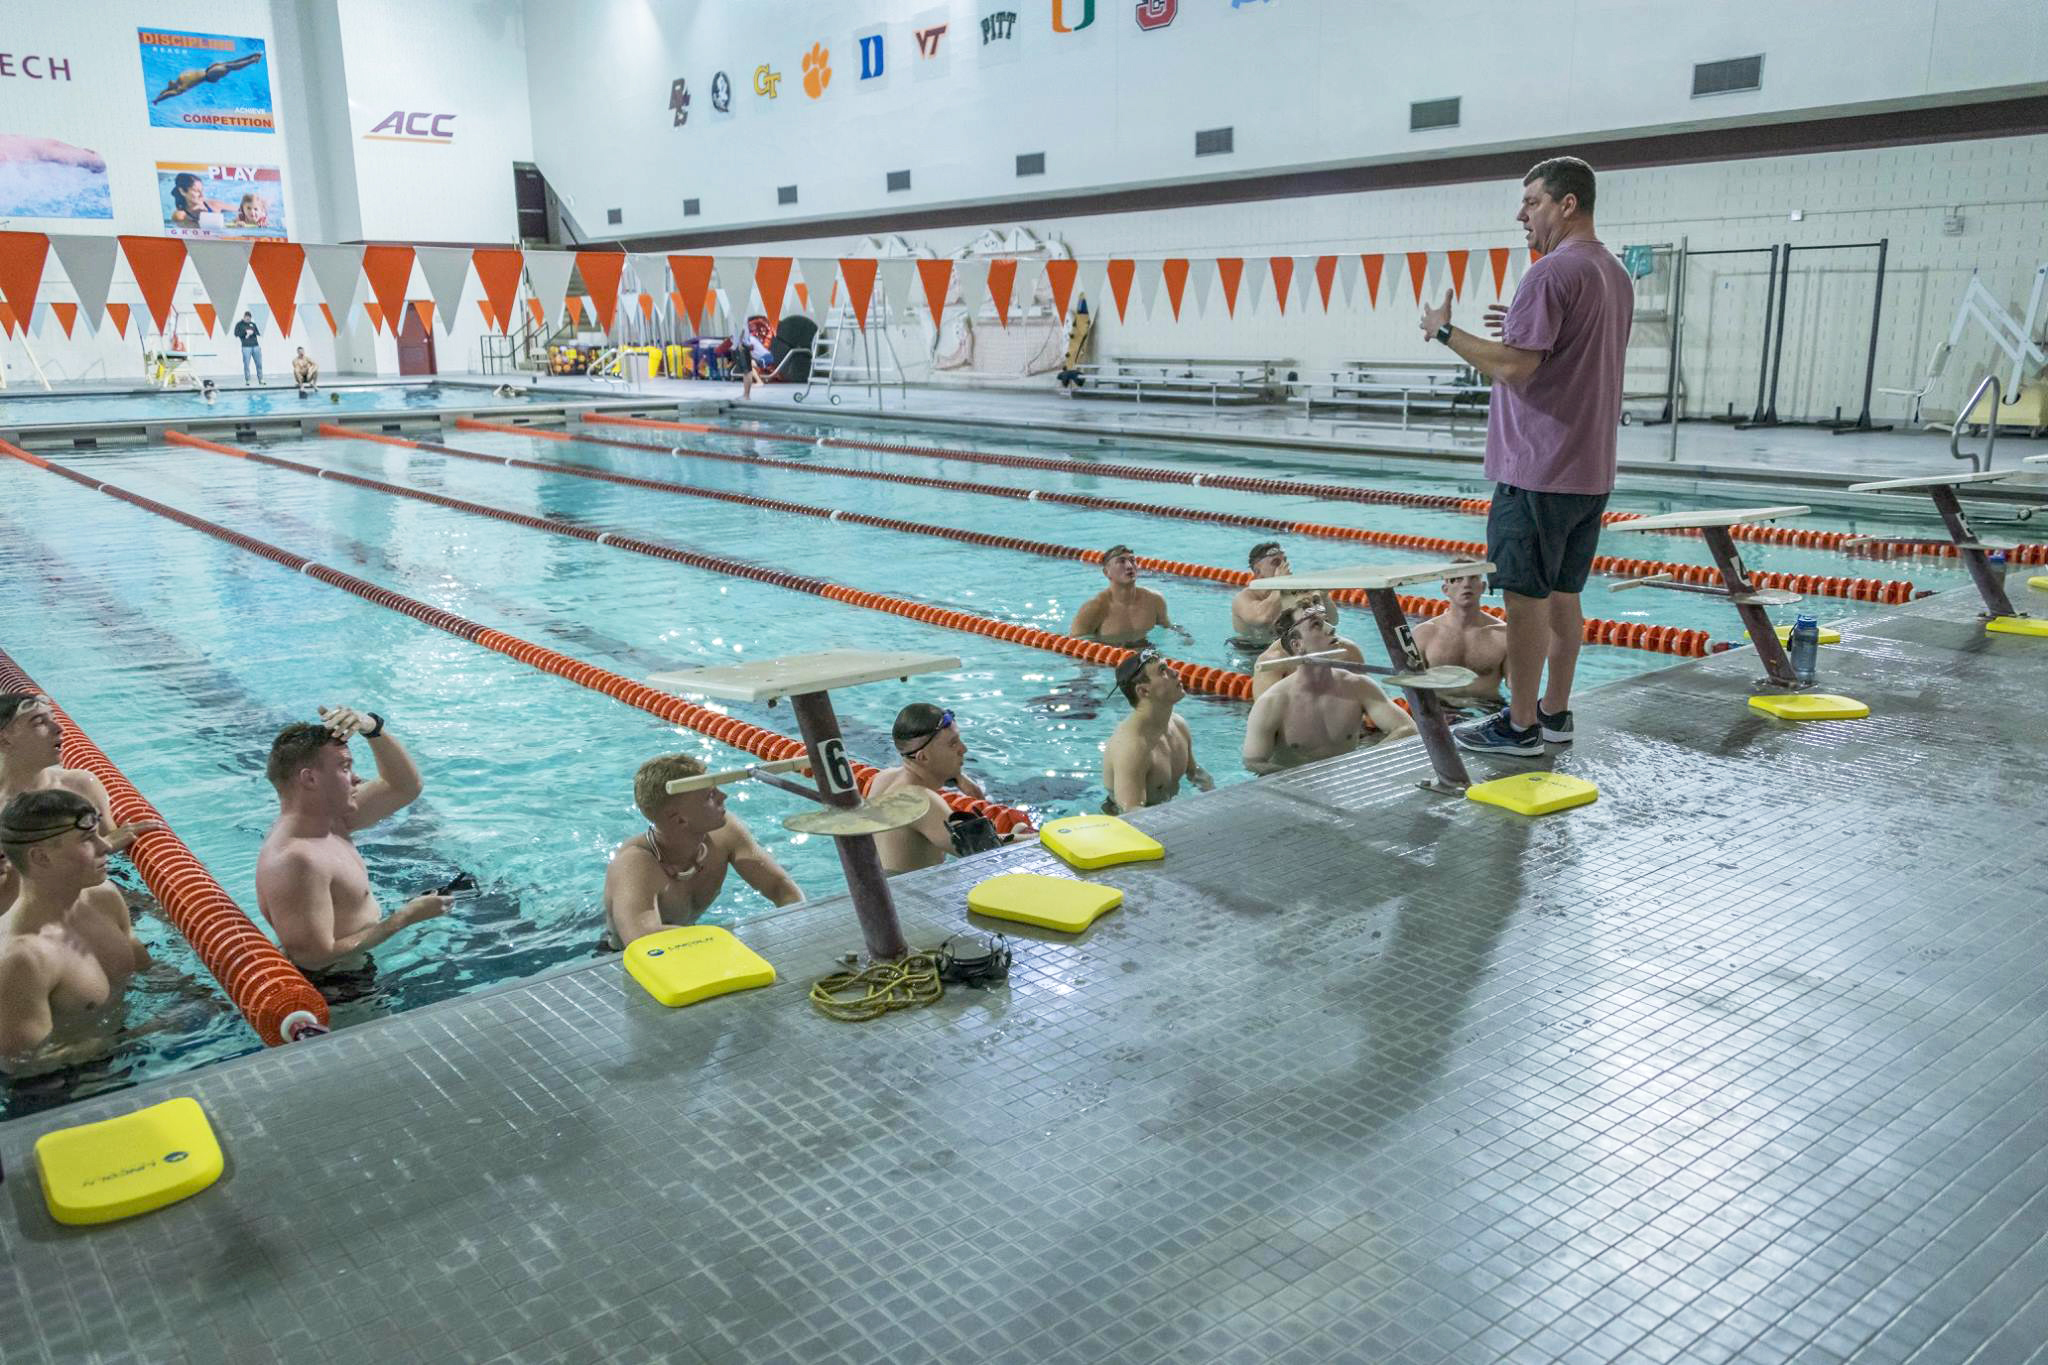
1053, 0, 1095, 31
859, 34, 884, 79
753, 63, 781, 98
981, 10, 1017, 43
1134, 0, 1177, 29
915, 24, 948, 58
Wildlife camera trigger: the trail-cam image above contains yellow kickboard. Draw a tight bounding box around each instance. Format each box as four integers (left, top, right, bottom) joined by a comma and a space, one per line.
1774, 623, 1842, 645
1986, 615, 2048, 638
625, 925, 776, 1008
968, 873, 1123, 932
36, 1097, 223, 1226
1748, 692, 1871, 721
1039, 814, 1164, 870
1466, 772, 1599, 817
2028, 576, 2048, 592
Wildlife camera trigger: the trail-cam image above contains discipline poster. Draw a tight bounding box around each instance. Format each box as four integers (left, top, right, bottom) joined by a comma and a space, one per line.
158, 162, 287, 238
139, 28, 274, 132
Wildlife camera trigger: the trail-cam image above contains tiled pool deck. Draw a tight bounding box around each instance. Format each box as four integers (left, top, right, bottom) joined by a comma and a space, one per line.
3, 586, 2046, 1364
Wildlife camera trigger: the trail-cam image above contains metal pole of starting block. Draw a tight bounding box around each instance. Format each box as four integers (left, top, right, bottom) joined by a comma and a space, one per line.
786, 689, 910, 961
1927, 485, 2018, 618
1362, 588, 1472, 793
1699, 528, 1800, 688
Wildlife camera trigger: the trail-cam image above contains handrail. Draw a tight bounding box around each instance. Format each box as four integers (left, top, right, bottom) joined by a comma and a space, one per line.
1952, 374, 2002, 472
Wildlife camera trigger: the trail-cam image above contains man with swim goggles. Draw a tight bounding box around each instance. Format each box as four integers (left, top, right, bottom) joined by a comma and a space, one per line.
0, 691, 165, 915
1102, 648, 1212, 814
867, 703, 1028, 875
1249, 600, 1366, 701
1229, 542, 1340, 649
0, 789, 152, 1071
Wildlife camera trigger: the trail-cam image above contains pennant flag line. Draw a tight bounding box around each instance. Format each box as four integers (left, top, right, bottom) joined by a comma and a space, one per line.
0, 231, 53, 325
471, 248, 525, 335
248, 241, 305, 337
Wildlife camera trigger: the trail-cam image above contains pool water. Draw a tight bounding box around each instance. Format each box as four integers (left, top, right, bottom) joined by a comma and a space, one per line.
0, 413, 1981, 1116
0, 382, 555, 428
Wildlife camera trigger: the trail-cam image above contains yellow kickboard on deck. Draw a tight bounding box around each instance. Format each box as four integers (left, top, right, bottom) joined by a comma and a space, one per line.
2028, 576, 2048, 592
36, 1097, 223, 1226
1040, 814, 1164, 870
1774, 623, 1842, 645
1748, 693, 1871, 721
1466, 772, 1599, 817
969, 873, 1123, 933
1986, 615, 2048, 638
625, 925, 776, 1008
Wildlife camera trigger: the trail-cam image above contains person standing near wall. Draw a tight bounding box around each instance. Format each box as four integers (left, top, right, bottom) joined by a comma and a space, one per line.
1417, 156, 1632, 755
233, 309, 263, 385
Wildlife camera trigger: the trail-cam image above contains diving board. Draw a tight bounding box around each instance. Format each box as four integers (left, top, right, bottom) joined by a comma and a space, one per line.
1257, 560, 1495, 793
1847, 469, 2048, 626
1610, 507, 1810, 688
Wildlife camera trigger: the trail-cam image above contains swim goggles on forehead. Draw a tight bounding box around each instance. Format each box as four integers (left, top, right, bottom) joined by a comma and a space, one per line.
0, 809, 100, 845
900, 710, 954, 757
0, 694, 52, 726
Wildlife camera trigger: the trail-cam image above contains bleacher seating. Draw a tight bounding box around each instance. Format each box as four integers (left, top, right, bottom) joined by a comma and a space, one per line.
1070, 356, 1294, 407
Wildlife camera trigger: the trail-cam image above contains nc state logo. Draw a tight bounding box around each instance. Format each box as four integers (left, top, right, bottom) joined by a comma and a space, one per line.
1134, 0, 1177, 29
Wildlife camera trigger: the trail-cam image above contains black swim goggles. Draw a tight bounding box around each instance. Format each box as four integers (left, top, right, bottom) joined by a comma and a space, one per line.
0, 809, 100, 845
900, 710, 954, 757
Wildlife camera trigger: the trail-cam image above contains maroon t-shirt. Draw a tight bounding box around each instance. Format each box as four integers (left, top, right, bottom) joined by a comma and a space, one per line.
1483, 238, 1634, 495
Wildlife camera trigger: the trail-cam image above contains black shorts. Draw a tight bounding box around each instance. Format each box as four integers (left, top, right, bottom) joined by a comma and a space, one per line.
1486, 483, 1609, 598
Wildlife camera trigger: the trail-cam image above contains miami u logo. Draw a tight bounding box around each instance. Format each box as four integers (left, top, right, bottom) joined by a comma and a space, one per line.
1053, 0, 1095, 31
1134, 0, 1176, 29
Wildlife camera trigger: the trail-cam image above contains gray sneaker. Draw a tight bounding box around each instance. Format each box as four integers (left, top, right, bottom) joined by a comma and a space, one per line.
1538, 707, 1574, 744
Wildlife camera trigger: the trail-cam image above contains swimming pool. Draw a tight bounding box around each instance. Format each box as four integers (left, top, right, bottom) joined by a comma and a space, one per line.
0, 381, 556, 429
0, 409, 1990, 1116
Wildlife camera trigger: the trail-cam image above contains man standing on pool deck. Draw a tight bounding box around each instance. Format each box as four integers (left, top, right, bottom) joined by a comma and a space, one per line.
256, 706, 446, 972
233, 309, 262, 384
1418, 155, 1632, 756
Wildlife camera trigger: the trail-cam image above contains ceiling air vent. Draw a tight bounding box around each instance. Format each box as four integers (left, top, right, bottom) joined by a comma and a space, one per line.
886, 169, 911, 192
1693, 54, 1763, 98
1194, 126, 1233, 157
682, 198, 700, 217
777, 184, 798, 206
606, 207, 622, 225
1410, 97, 1460, 131
1016, 151, 1046, 177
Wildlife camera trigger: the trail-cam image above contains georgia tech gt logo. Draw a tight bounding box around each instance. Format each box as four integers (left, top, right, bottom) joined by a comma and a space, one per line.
753, 63, 781, 98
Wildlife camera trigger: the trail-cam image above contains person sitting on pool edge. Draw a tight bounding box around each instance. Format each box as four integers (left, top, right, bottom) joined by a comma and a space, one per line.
0, 790, 151, 1072
601, 753, 803, 949
291, 347, 318, 395
256, 706, 448, 975
1243, 607, 1415, 775
1229, 541, 1338, 649
868, 703, 1026, 875
1069, 544, 1189, 648
1103, 648, 1212, 814
0, 692, 164, 916
1410, 560, 1508, 715
1250, 602, 1364, 701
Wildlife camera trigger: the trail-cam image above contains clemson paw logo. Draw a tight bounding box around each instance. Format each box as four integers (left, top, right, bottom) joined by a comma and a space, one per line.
802, 42, 831, 98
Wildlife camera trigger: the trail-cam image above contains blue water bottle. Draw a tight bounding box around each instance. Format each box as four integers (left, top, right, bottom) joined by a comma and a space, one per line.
1787, 613, 1820, 685
1989, 550, 2009, 589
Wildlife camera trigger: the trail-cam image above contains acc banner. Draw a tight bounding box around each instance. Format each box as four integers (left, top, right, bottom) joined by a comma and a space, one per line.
139, 29, 274, 133
158, 162, 288, 238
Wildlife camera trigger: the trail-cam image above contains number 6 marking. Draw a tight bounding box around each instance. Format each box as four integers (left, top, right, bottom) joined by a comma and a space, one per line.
819, 738, 856, 795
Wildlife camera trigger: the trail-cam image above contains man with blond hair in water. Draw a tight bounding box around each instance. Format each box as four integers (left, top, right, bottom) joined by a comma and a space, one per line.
1411, 561, 1508, 714
602, 753, 803, 949
0, 692, 163, 916
1243, 607, 1415, 774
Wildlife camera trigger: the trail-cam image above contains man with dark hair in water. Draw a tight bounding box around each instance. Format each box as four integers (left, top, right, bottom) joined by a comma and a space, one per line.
0, 692, 162, 915
1242, 607, 1414, 774
1102, 648, 1211, 813
1230, 541, 1337, 647
868, 703, 1023, 875
1070, 544, 1184, 647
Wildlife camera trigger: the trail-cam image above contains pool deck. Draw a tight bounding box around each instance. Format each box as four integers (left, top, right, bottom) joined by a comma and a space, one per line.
5, 584, 2047, 1364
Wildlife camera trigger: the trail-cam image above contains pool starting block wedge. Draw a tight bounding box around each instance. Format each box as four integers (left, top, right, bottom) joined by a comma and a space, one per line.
2030, 576, 2048, 592
1748, 693, 1871, 721
1041, 814, 1164, 869
1466, 772, 1599, 817
1847, 469, 2048, 627
36, 1097, 223, 1226
968, 872, 1123, 932
625, 925, 776, 1007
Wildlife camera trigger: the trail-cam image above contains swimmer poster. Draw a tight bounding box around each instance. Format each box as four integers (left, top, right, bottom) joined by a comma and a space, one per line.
138, 28, 274, 133
156, 163, 288, 239
0, 137, 112, 221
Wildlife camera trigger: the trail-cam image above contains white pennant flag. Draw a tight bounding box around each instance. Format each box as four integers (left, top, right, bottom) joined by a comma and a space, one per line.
952, 257, 989, 320
1134, 258, 1164, 319
1242, 256, 1270, 318
1010, 257, 1044, 320
877, 257, 916, 322
414, 246, 474, 334
183, 241, 251, 327
1337, 254, 1362, 310
523, 250, 576, 326
1185, 258, 1216, 320
797, 257, 837, 323
1292, 256, 1317, 313
304, 244, 366, 328
1071, 258, 1104, 319
714, 256, 756, 317
49, 235, 120, 332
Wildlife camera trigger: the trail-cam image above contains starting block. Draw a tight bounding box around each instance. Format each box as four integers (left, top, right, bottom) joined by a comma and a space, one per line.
968, 872, 1123, 932
35, 1097, 223, 1226
1847, 468, 2048, 633
1748, 693, 1871, 721
664, 755, 811, 794
1254, 559, 1496, 794
1466, 771, 1599, 817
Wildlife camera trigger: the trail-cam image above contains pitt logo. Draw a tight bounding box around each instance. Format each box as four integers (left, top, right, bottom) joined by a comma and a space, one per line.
1134, 0, 1177, 30
753, 63, 781, 98
1052, 0, 1095, 32
981, 11, 1017, 43
914, 24, 948, 59
364, 111, 455, 142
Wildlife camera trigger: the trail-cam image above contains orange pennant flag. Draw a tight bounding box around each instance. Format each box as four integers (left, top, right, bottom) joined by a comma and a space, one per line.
669, 255, 716, 332
319, 303, 337, 334
478, 299, 497, 329
667, 290, 690, 326
470, 248, 524, 335
1447, 249, 1470, 299
1314, 256, 1338, 311
1042, 258, 1077, 322
1360, 254, 1385, 308
1267, 256, 1294, 315
106, 302, 132, 338
1529, 246, 1544, 266
574, 253, 624, 331
526, 296, 547, 330
0, 231, 52, 327
636, 292, 654, 321
1104, 259, 1136, 321
794, 282, 810, 313
412, 299, 435, 333
51, 301, 78, 338
754, 259, 792, 322
249, 240, 304, 337
1405, 251, 1429, 302
985, 258, 1018, 328
565, 295, 586, 326
838, 258, 879, 331
364, 302, 385, 333
915, 258, 953, 329
360, 245, 415, 335
1160, 258, 1189, 320
1488, 247, 1511, 297
0, 302, 14, 338
118, 235, 187, 333
1216, 258, 1244, 316
194, 302, 218, 336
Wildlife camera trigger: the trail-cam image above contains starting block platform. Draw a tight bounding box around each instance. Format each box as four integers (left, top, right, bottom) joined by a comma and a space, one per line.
1847, 469, 2048, 632
1610, 506, 1815, 690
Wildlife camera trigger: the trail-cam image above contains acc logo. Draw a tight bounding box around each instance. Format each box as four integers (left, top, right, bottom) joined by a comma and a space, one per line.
711, 71, 732, 112
1134, 0, 1176, 29
669, 78, 689, 127
753, 63, 781, 98
365, 111, 456, 142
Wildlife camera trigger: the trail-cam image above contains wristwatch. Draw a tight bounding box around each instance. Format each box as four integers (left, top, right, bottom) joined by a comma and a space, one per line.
1434, 323, 1453, 344
362, 712, 386, 739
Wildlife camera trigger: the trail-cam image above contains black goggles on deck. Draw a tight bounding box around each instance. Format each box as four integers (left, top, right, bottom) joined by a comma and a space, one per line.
0, 809, 100, 845
900, 710, 954, 757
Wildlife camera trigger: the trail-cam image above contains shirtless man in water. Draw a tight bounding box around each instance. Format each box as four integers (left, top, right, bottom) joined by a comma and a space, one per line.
1230, 542, 1338, 647
868, 704, 1019, 876
1243, 607, 1415, 774
256, 707, 447, 973
1410, 563, 1509, 713
1070, 545, 1184, 647
1250, 603, 1365, 701
0, 790, 150, 1072
0, 692, 163, 915
602, 753, 802, 948
1103, 648, 1213, 813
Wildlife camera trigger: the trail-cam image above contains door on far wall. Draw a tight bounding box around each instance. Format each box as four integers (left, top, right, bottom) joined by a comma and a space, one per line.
397, 305, 437, 376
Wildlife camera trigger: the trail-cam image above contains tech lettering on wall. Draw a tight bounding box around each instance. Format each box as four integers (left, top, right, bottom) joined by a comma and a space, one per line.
364, 111, 457, 143
0, 52, 73, 80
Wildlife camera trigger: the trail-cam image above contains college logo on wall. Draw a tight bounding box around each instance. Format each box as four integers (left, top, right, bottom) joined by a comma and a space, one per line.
1052, 0, 1095, 32
858, 33, 884, 81
0, 52, 75, 80
980, 11, 1017, 42
1230, 0, 1271, 7
1134, 0, 1177, 29
668, 78, 689, 126
801, 42, 831, 98
914, 24, 948, 59
363, 111, 456, 143
753, 63, 781, 98
710, 71, 732, 112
